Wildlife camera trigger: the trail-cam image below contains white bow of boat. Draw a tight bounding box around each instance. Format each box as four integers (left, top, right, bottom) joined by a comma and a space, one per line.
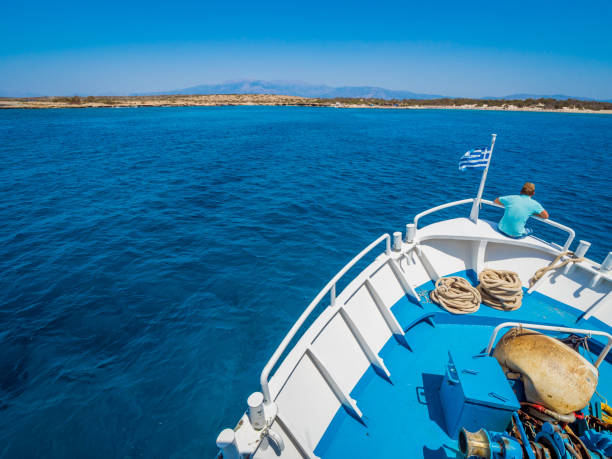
216, 197, 612, 459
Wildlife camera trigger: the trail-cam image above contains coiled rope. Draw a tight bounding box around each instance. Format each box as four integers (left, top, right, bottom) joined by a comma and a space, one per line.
429, 277, 481, 314
429, 251, 585, 315
477, 269, 523, 311
528, 251, 584, 289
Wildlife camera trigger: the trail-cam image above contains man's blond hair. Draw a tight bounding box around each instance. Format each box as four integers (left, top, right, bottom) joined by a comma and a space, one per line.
521, 182, 535, 196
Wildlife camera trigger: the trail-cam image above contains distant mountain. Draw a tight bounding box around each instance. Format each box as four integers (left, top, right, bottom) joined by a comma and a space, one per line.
136, 79, 445, 100
137, 80, 612, 102
485, 93, 612, 102
5, 80, 609, 102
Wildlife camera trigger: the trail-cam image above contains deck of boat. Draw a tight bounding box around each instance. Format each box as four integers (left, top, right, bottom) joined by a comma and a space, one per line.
314, 271, 612, 459
218, 211, 612, 459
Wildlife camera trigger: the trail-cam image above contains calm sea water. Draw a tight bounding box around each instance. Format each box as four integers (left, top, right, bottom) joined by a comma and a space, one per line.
0, 107, 611, 458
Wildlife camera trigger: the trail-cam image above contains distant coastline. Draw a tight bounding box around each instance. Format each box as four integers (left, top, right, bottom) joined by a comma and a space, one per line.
2, 94, 612, 114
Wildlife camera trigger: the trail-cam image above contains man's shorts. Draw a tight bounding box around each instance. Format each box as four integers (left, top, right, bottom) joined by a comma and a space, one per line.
497, 225, 533, 239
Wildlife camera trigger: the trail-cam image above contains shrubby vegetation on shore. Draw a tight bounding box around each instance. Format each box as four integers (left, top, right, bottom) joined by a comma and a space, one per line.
2, 94, 611, 111
319, 97, 612, 110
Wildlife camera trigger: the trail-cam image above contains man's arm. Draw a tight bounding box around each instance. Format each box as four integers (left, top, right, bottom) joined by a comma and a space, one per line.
536, 209, 549, 219
494, 197, 503, 206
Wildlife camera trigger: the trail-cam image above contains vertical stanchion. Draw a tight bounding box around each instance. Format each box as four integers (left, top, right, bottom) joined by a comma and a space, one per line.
469, 133, 497, 223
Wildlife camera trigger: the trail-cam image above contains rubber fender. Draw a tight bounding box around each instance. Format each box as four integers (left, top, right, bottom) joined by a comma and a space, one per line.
493, 328, 598, 414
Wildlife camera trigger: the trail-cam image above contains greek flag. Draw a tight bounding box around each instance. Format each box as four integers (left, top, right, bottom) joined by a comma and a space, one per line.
458, 148, 491, 171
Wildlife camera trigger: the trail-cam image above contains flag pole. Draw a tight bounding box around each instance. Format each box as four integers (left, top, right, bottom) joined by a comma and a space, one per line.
469, 133, 497, 223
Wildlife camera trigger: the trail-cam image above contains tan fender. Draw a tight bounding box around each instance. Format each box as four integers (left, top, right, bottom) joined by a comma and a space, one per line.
493, 327, 598, 414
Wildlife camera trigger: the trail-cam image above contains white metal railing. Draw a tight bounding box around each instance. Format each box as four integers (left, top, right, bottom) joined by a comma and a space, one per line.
486, 322, 612, 368
412, 197, 575, 251
413, 198, 474, 229
260, 233, 391, 404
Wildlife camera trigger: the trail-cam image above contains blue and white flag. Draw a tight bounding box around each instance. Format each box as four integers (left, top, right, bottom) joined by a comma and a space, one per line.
458, 148, 491, 171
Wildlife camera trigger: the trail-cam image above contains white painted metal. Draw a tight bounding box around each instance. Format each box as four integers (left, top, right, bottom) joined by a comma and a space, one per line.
414, 198, 474, 229
602, 252, 612, 272
272, 354, 340, 452
485, 322, 612, 368
564, 240, 591, 275
275, 414, 321, 459
575, 240, 591, 258
405, 223, 416, 243
216, 429, 240, 459
260, 233, 391, 404
469, 133, 497, 223
248, 392, 266, 430
393, 231, 402, 251
474, 240, 487, 274
266, 429, 286, 455
219, 198, 610, 459
414, 245, 441, 282
305, 348, 363, 419
414, 198, 575, 252
583, 291, 612, 321
343, 284, 392, 353
421, 239, 471, 276
338, 307, 391, 378
364, 279, 406, 339
310, 313, 369, 395
387, 257, 420, 302
370, 262, 406, 307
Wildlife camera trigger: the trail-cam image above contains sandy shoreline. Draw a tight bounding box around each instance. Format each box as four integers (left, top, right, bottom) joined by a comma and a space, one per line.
1, 94, 611, 114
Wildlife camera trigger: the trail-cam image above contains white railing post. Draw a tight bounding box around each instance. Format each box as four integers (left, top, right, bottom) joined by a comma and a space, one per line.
602, 252, 612, 272
306, 348, 362, 419
330, 283, 336, 306
469, 133, 497, 223
338, 307, 391, 378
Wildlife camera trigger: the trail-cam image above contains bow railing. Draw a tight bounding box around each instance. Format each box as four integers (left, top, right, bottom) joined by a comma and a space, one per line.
260, 233, 391, 404
413, 198, 575, 251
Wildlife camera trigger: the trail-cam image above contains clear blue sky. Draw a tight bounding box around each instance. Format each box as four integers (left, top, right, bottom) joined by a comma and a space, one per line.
2, 0, 612, 98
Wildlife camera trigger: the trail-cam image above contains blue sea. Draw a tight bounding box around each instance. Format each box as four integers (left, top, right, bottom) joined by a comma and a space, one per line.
0, 107, 611, 458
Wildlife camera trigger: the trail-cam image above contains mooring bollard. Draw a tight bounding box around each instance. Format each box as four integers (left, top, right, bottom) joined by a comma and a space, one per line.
247, 392, 266, 430
405, 223, 416, 243
566, 240, 591, 274
216, 429, 240, 459
574, 240, 591, 258
393, 232, 402, 251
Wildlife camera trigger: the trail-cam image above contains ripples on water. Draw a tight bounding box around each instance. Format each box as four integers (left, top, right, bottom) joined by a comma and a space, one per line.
0, 107, 610, 457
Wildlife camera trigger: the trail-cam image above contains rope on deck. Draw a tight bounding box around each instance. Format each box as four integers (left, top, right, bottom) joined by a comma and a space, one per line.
430, 251, 584, 315
528, 251, 585, 289
429, 276, 481, 314
477, 269, 523, 311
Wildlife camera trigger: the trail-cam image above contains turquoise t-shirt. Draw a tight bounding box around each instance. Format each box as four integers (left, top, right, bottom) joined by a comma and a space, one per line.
498, 194, 544, 237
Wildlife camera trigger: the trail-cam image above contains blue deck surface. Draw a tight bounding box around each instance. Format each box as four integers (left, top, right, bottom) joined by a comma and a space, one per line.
314, 271, 612, 459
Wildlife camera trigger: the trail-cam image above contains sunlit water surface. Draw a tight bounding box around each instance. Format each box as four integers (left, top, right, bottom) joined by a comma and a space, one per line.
0, 107, 610, 458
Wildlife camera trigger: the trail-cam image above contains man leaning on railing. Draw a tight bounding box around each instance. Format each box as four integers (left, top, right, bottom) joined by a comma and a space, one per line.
494, 182, 549, 239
